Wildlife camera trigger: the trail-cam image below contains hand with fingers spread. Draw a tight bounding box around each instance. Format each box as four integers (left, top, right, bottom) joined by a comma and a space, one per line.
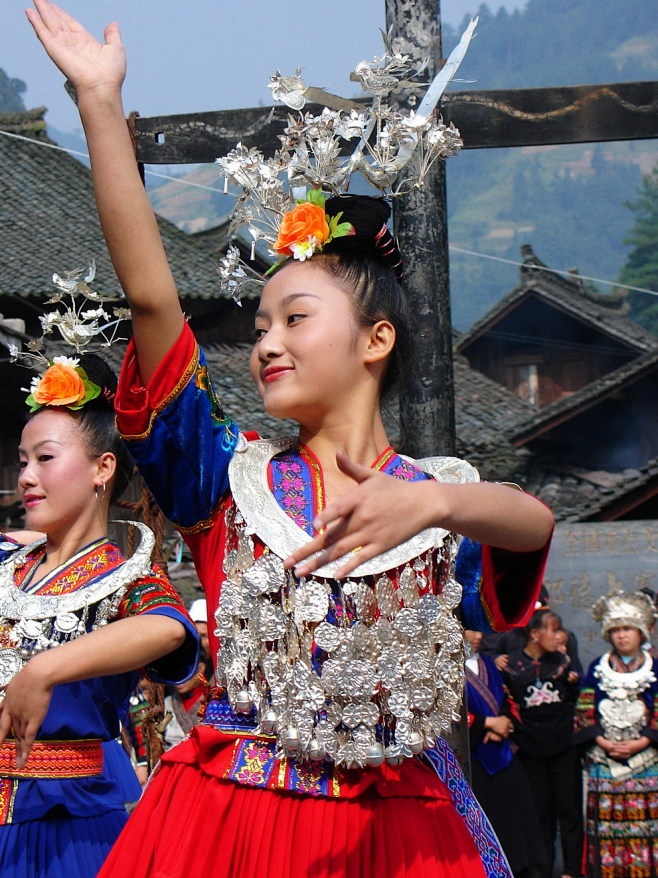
285, 450, 440, 579
26, 0, 126, 98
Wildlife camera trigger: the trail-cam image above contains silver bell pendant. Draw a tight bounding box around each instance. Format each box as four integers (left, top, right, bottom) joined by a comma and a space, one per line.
283, 728, 301, 752
308, 739, 326, 761
409, 732, 424, 754
234, 690, 254, 715
260, 710, 279, 735
365, 742, 385, 767
385, 745, 404, 766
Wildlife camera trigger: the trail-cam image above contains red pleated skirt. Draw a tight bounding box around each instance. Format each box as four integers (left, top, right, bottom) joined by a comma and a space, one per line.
99, 760, 489, 878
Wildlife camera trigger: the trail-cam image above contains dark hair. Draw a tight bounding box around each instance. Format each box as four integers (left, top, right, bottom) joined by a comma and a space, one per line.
77, 354, 134, 502
522, 608, 558, 643
314, 195, 413, 399
29, 354, 133, 502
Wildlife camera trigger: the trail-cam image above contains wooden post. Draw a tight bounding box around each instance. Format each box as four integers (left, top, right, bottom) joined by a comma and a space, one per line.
385, 0, 470, 771
385, 0, 456, 460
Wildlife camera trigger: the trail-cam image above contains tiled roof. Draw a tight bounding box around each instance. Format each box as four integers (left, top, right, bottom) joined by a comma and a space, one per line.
521, 456, 658, 522
452, 353, 533, 480
456, 245, 658, 355
0, 109, 255, 302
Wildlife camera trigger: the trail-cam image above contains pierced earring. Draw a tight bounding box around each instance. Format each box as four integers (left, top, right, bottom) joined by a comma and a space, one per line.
94, 482, 106, 501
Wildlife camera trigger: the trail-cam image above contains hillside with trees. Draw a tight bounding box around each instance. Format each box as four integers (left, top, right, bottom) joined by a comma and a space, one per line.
441, 0, 658, 328
0, 70, 26, 112
618, 167, 658, 331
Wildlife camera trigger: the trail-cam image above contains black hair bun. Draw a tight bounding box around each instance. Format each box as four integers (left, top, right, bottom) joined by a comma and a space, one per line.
323, 195, 403, 280
78, 353, 117, 405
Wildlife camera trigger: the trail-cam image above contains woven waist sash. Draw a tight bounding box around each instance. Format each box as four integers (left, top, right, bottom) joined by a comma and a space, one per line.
0, 738, 104, 779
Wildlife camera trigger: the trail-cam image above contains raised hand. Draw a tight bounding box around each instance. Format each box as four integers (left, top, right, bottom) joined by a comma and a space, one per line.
26, 0, 126, 97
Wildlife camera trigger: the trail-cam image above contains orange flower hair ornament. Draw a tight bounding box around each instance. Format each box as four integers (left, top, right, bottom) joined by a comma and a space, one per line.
25, 357, 101, 413
273, 189, 354, 264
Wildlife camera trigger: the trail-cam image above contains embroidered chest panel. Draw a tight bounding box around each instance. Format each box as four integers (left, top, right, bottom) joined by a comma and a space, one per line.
209, 438, 479, 769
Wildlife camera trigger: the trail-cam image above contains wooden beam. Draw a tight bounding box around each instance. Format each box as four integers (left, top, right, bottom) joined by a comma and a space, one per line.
447, 80, 658, 149
383, 0, 456, 462
132, 80, 658, 164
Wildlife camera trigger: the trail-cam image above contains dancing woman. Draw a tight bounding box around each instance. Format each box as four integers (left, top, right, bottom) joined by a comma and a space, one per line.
27, 3, 554, 876
0, 354, 199, 878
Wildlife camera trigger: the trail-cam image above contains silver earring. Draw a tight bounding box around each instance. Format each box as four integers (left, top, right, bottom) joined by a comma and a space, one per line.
95, 482, 106, 501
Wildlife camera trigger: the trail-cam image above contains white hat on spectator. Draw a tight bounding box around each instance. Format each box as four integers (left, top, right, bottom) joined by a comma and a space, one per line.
592, 590, 657, 644
189, 598, 207, 624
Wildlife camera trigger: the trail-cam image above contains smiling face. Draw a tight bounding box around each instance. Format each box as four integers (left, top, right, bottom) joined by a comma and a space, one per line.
18, 409, 104, 538
250, 261, 381, 424
609, 625, 643, 657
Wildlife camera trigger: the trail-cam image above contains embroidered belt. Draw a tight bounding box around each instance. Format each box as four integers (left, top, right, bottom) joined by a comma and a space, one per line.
0, 738, 104, 779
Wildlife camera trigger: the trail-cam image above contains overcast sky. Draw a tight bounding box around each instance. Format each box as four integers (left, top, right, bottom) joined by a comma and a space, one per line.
5, 1, 526, 134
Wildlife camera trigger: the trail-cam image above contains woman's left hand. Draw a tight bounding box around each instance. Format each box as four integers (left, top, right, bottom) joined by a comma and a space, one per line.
285, 452, 438, 578
0, 655, 54, 768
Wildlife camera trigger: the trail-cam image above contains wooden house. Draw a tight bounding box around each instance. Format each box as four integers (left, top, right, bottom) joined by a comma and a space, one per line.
456, 244, 657, 407
511, 348, 658, 520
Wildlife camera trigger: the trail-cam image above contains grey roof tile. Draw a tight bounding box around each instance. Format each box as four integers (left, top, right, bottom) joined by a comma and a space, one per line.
0, 110, 251, 302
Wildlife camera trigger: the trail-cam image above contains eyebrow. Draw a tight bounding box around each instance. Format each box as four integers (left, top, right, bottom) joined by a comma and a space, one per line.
18, 439, 64, 454
255, 292, 321, 319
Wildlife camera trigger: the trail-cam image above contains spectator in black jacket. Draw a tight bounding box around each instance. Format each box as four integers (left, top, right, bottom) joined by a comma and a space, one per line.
502, 609, 584, 878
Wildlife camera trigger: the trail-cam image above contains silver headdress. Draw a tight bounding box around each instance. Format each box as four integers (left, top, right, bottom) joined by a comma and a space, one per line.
8, 260, 130, 410
8, 260, 129, 370
216, 20, 477, 301
592, 590, 658, 643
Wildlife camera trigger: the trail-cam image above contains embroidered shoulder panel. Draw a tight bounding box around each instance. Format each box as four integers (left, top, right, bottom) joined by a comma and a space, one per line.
0, 522, 155, 688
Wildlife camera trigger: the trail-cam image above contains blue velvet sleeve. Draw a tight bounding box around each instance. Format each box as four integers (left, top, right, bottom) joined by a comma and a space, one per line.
142, 607, 199, 685
456, 537, 495, 633
122, 344, 241, 531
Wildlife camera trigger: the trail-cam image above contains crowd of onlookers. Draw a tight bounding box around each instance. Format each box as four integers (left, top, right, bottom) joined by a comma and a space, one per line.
466, 589, 658, 878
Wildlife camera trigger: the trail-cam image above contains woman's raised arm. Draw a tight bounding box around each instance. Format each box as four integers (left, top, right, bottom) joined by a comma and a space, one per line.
26, 0, 184, 382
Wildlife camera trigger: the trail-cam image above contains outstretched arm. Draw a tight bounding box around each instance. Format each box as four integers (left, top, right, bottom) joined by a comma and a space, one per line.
285, 451, 554, 578
26, 0, 184, 382
0, 613, 186, 767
